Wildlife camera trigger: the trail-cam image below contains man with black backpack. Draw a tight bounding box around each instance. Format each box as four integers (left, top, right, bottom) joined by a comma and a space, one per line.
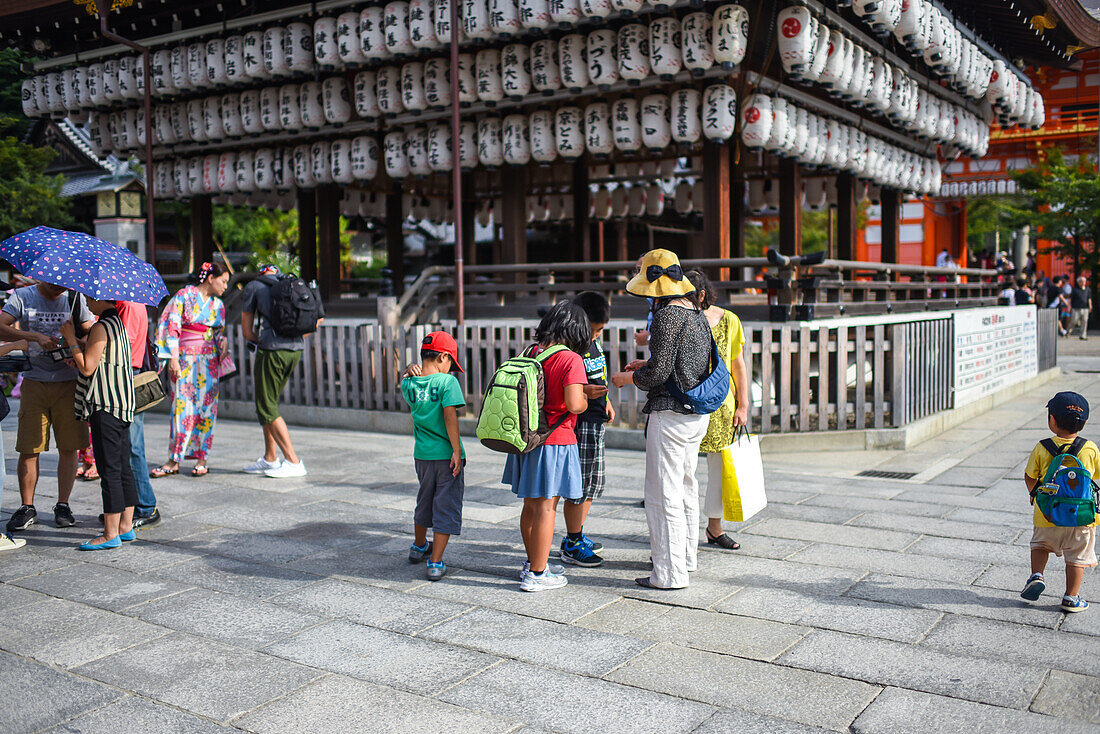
240, 265, 324, 479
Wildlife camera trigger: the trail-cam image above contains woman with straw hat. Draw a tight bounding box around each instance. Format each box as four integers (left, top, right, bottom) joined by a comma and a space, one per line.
612, 249, 715, 590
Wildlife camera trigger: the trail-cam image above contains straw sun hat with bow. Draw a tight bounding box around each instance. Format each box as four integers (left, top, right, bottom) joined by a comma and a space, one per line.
626, 249, 697, 299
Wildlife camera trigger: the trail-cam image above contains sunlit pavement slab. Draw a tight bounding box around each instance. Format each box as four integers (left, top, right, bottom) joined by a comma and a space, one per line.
3, 339, 1100, 732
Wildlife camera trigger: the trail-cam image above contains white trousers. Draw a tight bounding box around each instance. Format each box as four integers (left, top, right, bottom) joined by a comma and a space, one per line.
644, 410, 710, 589
704, 452, 724, 520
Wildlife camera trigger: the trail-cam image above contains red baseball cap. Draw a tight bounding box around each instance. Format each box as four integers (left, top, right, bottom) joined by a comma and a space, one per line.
422, 331, 464, 373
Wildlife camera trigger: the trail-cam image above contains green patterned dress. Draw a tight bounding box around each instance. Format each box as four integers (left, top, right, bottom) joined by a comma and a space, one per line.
699, 309, 745, 454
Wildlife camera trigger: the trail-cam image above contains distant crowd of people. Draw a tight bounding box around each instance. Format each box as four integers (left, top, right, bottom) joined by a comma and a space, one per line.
997, 270, 1093, 339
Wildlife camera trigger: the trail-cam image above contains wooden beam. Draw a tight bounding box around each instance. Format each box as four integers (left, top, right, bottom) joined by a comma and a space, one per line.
189, 194, 213, 271
297, 188, 317, 284
702, 140, 731, 278
385, 192, 405, 296
501, 166, 527, 284
573, 161, 591, 266
316, 184, 341, 300
778, 157, 802, 257
880, 188, 901, 265
836, 172, 857, 261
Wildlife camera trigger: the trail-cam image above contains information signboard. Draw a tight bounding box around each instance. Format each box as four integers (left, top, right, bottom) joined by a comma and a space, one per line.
953, 306, 1038, 407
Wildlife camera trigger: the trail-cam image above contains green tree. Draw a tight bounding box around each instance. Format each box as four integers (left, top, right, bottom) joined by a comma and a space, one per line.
966, 195, 1025, 256
1010, 147, 1100, 277
0, 136, 72, 240
0, 49, 33, 138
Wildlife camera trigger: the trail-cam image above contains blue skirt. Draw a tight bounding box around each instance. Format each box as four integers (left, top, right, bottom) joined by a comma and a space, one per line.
502, 443, 583, 500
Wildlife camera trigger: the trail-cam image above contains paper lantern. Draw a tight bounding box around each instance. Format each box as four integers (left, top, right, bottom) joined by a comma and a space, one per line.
409, 0, 439, 49
503, 114, 531, 165
185, 98, 206, 141
381, 131, 408, 178
406, 126, 431, 176
806, 20, 830, 82
151, 50, 174, 96
241, 32, 265, 79
434, 0, 465, 44
463, 0, 492, 39
238, 90, 261, 134
351, 136, 380, 180
702, 84, 736, 142
459, 120, 478, 169
870, 56, 892, 113
502, 44, 532, 100
115, 57, 137, 101
187, 43, 211, 90
478, 117, 505, 167
555, 106, 584, 159
303, 81, 327, 128
645, 184, 665, 215
152, 104, 174, 144
234, 150, 255, 192
99, 60, 120, 104
352, 71, 380, 119
557, 35, 588, 93
713, 4, 749, 69
276, 84, 301, 131
168, 47, 189, 92
216, 37, 243, 88
401, 62, 427, 112
200, 39, 225, 88
57, 69, 76, 113
217, 152, 237, 193
671, 88, 702, 145
580, 0, 612, 23
457, 53, 478, 104
336, 12, 368, 65
790, 105, 809, 159
202, 154, 219, 193
627, 186, 646, 216
649, 18, 682, 80
612, 96, 641, 151
532, 40, 562, 93
768, 96, 793, 154
427, 123, 453, 171
476, 49, 504, 105
221, 93, 244, 138
517, 0, 550, 30
817, 28, 843, 90
641, 93, 671, 151
618, 25, 650, 84
19, 77, 38, 118
263, 28, 290, 78
414, 60, 443, 109
835, 36, 856, 95
360, 7, 390, 61
587, 30, 619, 89
530, 109, 557, 162
549, 0, 583, 27
385, 2, 416, 56
259, 86, 281, 131
166, 101, 186, 142
593, 187, 612, 220
289, 145, 312, 187
682, 13, 714, 77
740, 93, 771, 149
323, 76, 353, 124
283, 22, 312, 74
585, 102, 613, 156
612, 0, 644, 15
778, 6, 814, 81
673, 181, 693, 214
122, 109, 140, 150
376, 66, 405, 115
492, 0, 523, 36
187, 157, 205, 196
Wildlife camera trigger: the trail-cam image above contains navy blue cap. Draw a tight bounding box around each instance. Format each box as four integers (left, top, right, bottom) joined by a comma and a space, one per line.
1048, 391, 1089, 423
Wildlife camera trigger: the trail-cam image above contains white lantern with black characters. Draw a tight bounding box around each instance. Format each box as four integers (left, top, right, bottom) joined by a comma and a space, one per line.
242, 32, 265, 79
682, 13, 714, 76
580, 0, 612, 23
360, 7, 390, 60
338, 12, 369, 64
464, 0, 492, 39
385, 2, 416, 56
612, 96, 641, 151
641, 93, 671, 151
491, 0, 523, 37
703, 84, 736, 141
324, 76, 353, 124
502, 44, 532, 100
409, 0, 439, 50
406, 126, 431, 175
587, 30, 619, 89
531, 40, 562, 93
478, 117, 504, 167
351, 136, 380, 179
476, 49, 504, 105
434, 0, 465, 44
549, 0, 582, 27
740, 93, 772, 148
618, 24, 650, 84
712, 4, 749, 69
427, 123, 453, 171
555, 106, 584, 159
671, 88, 702, 145
263, 27, 290, 77
402, 62, 428, 112
530, 109, 557, 161
221, 93, 243, 138
287, 22, 314, 73
299, 81, 326, 129
376, 66, 405, 115
585, 101, 613, 156
504, 113, 531, 165
314, 17, 341, 69
559, 35, 589, 92
383, 130, 409, 177
650, 18, 682, 80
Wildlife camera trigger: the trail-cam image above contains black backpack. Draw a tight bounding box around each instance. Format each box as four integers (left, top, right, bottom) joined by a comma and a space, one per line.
268, 275, 324, 338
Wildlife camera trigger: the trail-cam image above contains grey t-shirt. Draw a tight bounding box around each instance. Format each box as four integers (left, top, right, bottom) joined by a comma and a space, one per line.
241, 278, 304, 352
2, 286, 93, 382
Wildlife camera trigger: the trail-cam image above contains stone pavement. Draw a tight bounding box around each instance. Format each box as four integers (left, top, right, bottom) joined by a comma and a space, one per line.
4, 343, 1100, 732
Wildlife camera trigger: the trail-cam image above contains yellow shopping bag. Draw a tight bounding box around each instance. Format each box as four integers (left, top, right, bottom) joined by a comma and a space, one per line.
720, 428, 767, 522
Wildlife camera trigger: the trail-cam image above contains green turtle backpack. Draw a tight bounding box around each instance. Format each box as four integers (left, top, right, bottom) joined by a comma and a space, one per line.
476, 344, 568, 454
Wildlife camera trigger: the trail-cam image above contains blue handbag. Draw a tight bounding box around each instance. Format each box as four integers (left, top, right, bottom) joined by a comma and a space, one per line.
665, 338, 730, 415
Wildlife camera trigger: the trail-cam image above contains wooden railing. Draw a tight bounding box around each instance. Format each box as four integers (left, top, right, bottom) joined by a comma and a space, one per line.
220, 305, 1056, 433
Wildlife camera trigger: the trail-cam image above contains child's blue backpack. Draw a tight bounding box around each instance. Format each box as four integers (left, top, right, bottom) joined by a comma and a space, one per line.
1032, 438, 1100, 527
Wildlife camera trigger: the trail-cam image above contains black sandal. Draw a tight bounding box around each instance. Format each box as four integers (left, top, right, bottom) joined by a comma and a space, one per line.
706, 529, 741, 550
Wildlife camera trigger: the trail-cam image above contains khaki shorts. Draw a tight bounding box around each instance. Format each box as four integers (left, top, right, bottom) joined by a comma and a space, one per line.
16, 379, 90, 454
1031, 526, 1098, 567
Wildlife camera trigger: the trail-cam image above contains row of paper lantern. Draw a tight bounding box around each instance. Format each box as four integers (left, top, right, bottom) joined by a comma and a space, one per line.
22, 8, 750, 121
740, 93, 942, 195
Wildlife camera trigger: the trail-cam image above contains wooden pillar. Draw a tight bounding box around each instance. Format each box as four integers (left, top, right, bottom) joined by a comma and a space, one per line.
730, 144, 746, 260
462, 172, 477, 268
836, 172, 857, 261
297, 188, 317, 283
778, 158, 802, 257
385, 192, 405, 296
189, 194, 214, 270
501, 166, 527, 284
616, 219, 628, 262
702, 140, 731, 276
880, 188, 901, 265
573, 161, 591, 264
316, 184, 341, 300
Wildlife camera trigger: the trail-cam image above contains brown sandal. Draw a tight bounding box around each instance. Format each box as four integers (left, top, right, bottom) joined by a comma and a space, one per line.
150, 464, 179, 479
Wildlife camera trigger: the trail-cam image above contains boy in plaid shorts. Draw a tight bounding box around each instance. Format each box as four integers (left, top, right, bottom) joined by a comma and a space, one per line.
561, 292, 614, 567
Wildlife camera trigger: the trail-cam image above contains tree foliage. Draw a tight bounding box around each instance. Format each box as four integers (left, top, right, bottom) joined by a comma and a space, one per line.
965, 195, 1025, 255
0, 136, 73, 240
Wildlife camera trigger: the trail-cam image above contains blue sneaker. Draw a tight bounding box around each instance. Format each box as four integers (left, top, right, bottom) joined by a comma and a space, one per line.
408, 541, 432, 564
1020, 572, 1046, 601
426, 561, 447, 581
1062, 595, 1089, 613
118, 529, 136, 542
580, 534, 603, 553
561, 537, 604, 567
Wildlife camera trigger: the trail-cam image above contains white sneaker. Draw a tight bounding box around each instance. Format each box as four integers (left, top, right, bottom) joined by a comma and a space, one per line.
520, 569, 568, 592
520, 561, 565, 580
0, 534, 26, 552
243, 457, 282, 474
264, 461, 307, 478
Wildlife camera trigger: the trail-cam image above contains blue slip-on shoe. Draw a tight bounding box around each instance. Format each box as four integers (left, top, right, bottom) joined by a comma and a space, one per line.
1062, 595, 1089, 613
426, 561, 447, 581
408, 541, 432, 564
1020, 573, 1046, 601
561, 538, 605, 567
78, 536, 122, 551
118, 529, 136, 542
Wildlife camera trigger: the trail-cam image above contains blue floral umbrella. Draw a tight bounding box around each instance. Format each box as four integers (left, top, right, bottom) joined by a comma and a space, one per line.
0, 226, 168, 307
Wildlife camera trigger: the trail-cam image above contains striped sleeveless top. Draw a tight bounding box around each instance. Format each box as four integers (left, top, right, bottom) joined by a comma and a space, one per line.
75, 311, 135, 422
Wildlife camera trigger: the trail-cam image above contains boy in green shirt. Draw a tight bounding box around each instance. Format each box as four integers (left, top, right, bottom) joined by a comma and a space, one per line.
400, 331, 466, 581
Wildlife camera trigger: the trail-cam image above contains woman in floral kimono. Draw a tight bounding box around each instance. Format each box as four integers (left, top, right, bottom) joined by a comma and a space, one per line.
152, 262, 231, 478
